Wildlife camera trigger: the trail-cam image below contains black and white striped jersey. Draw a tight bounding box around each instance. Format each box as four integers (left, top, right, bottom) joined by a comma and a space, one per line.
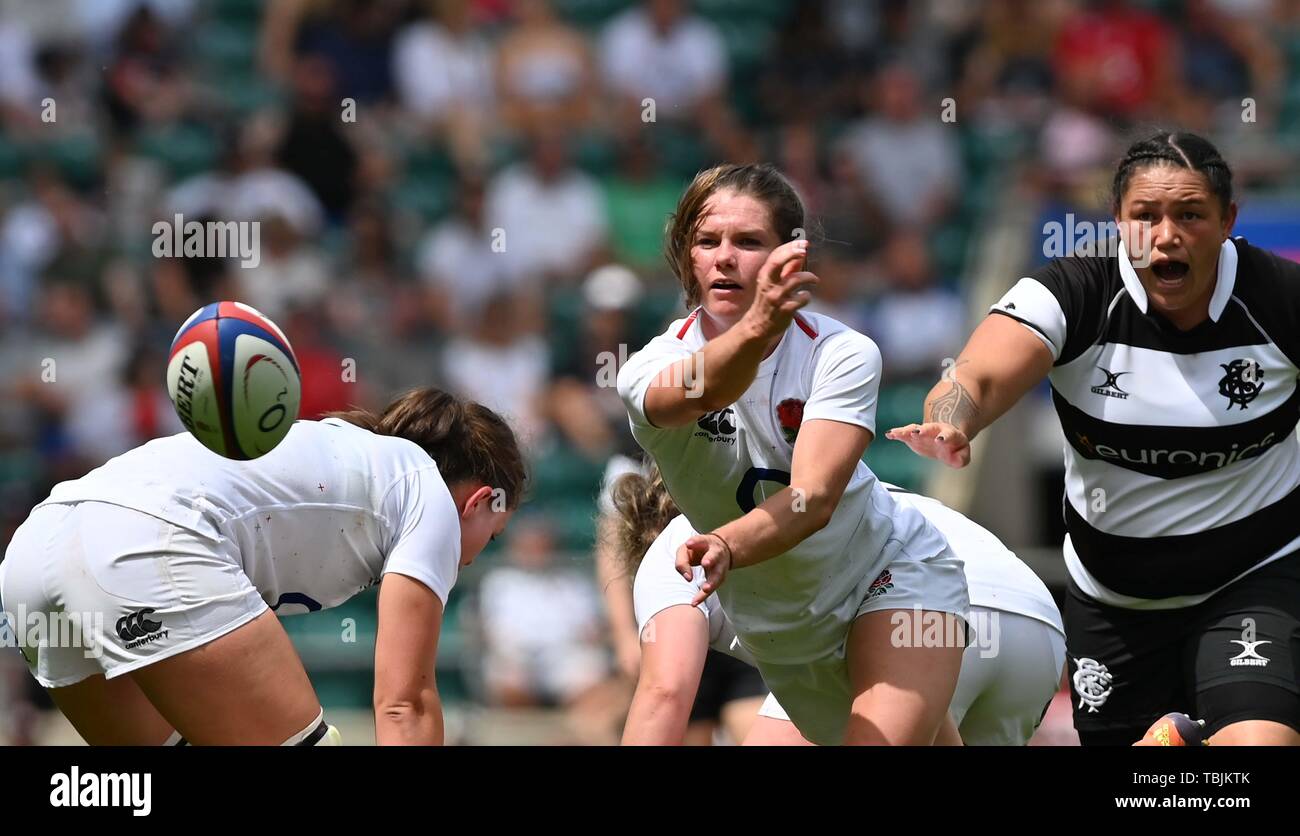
992, 237, 1300, 608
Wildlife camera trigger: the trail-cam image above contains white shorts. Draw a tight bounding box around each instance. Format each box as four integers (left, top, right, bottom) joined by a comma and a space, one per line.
751, 548, 969, 746
758, 607, 1066, 745
0, 501, 268, 688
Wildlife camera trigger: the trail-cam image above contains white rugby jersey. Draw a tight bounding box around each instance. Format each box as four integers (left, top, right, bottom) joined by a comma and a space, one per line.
993, 237, 1300, 608
617, 308, 951, 664
633, 491, 1063, 653
37, 418, 462, 612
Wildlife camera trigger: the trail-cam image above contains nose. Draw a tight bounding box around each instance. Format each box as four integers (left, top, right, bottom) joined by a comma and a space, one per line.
1151, 215, 1182, 250
714, 240, 738, 270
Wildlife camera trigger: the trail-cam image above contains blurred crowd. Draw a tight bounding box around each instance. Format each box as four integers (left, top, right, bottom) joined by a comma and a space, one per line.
2, 0, 1300, 742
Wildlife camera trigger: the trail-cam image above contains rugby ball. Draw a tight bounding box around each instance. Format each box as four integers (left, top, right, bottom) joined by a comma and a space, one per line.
167, 301, 301, 460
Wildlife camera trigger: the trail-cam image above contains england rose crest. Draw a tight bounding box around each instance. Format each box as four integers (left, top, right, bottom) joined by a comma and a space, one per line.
866, 569, 894, 600
776, 398, 804, 444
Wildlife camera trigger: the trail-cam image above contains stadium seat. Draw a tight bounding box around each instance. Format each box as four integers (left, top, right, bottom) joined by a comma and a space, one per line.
135, 125, 220, 180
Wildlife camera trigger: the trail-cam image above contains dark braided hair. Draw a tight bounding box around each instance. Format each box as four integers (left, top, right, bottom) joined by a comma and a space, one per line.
1111, 131, 1234, 216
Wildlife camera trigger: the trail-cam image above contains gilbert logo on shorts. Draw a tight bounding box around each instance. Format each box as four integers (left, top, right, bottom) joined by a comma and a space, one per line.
1072, 657, 1112, 713
116, 608, 167, 650
1228, 617, 1270, 667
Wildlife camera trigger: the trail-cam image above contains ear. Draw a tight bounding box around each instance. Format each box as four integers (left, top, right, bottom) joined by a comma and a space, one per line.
458, 485, 495, 519
1222, 201, 1238, 238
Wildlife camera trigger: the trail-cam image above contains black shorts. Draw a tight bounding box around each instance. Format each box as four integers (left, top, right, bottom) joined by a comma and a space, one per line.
1065, 550, 1300, 745
689, 649, 766, 724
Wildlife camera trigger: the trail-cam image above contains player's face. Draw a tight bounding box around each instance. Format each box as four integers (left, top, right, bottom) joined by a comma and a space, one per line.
1115, 166, 1237, 327
456, 485, 514, 567
691, 190, 782, 326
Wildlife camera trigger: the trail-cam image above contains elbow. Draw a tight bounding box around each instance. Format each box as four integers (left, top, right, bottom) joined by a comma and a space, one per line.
373, 688, 438, 720
799, 494, 837, 534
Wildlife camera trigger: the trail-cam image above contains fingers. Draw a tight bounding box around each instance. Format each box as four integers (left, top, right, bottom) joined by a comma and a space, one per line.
674, 542, 694, 581
760, 239, 810, 285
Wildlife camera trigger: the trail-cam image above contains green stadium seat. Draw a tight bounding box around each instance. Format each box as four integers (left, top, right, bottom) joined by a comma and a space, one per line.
695, 0, 790, 25
195, 22, 259, 74
389, 176, 452, 225
136, 124, 220, 180
212, 0, 265, 26
34, 133, 102, 188
0, 136, 26, 180
552, 0, 635, 29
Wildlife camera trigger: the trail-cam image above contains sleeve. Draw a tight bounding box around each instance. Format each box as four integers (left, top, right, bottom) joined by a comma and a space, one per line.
632, 520, 718, 640
801, 330, 883, 434
379, 466, 461, 605
616, 333, 695, 431
988, 257, 1101, 365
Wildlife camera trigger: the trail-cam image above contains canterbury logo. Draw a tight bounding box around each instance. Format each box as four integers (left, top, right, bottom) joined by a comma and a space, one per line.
116, 608, 163, 641
697, 408, 735, 436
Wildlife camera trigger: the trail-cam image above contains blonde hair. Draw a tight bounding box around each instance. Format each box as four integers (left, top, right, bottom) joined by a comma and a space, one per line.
606, 463, 679, 573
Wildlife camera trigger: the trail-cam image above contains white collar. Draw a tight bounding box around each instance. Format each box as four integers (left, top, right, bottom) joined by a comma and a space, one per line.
1118, 237, 1238, 322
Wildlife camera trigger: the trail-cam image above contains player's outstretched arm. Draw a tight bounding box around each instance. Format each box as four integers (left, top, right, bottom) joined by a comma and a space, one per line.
621, 605, 709, 745
373, 573, 446, 745
642, 239, 817, 428
677, 418, 870, 598
886, 314, 1053, 468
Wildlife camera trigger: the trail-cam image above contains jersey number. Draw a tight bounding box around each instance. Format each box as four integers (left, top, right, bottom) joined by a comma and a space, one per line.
736, 467, 792, 513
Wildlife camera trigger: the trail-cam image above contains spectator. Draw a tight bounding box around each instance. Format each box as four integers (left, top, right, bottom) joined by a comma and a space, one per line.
416, 174, 521, 333
0, 167, 104, 326
496, 0, 595, 135
546, 264, 645, 460
392, 0, 495, 168
292, 0, 400, 105
101, 4, 189, 134
838, 61, 962, 232
757, 0, 865, 124
440, 291, 550, 448
598, 0, 727, 127
8, 274, 128, 480
230, 213, 331, 322
484, 125, 609, 288
64, 339, 184, 463
601, 135, 681, 272
274, 53, 362, 224
863, 231, 965, 382
478, 517, 620, 744
1052, 0, 1175, 121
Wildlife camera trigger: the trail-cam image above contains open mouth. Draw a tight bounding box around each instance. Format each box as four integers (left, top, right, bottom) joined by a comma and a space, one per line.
710, 279, 742, 291
1151, 260, 1190, 282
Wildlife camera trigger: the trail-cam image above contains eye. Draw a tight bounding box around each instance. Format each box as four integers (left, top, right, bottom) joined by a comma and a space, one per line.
1181, 211, 1201, 221
1134, 212, 1155, 222
695, 237, 717, 248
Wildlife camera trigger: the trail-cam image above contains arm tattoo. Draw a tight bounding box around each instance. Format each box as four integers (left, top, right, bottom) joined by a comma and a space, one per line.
927, 379, 980, 429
